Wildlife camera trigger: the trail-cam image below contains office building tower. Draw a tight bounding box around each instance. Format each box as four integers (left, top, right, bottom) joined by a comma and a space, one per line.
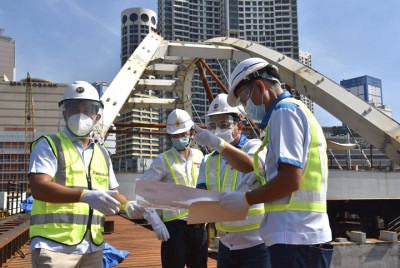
0, 29, 16, 81
157, 0, 299, 123
0, 79, 67, 191
298, 50, 313, 112
340, 75, 392, 117
299, 50, 312, 67
116, 8, 159, 172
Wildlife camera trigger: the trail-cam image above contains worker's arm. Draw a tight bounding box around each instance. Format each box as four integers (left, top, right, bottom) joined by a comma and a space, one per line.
245, 163, 302, 205
193, 125, 262, 173
29, 173, 82, 203
219, 143, 262, 173
112, 190, 129, 205
218, 163, 302, 210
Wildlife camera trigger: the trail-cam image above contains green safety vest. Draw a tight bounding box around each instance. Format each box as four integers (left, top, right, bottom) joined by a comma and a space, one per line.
205, 143, 266, 233
29, 132, 110, 246
256, 98, 328, 212
161, 148, 202, 222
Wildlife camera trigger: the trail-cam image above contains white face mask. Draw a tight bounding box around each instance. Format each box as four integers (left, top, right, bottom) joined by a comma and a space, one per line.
215, 126, 236, 144
67, 113, 95, 137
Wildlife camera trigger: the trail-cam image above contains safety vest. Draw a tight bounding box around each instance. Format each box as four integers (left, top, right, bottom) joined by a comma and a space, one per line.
161, 148, 202, 222
257, 98, 328, 212
29, 132, 110, 246
205, 143, 266, 233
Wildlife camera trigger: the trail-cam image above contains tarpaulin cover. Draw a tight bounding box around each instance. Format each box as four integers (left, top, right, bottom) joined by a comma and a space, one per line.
103, 242, 130, 268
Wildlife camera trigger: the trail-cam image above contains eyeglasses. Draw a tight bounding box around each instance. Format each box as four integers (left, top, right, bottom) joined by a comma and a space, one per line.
61, 99, 101, 117
237, 83, 255, 107
207, 120, 235, 131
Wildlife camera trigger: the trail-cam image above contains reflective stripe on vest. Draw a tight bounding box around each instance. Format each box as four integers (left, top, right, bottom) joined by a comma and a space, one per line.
161, 149, 200, 222
260, 98, 328, 212
205, 143, 266, 232
29, 132, 110, 246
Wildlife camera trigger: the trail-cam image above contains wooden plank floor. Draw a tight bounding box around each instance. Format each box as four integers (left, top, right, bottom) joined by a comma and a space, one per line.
4, 215, 217, 267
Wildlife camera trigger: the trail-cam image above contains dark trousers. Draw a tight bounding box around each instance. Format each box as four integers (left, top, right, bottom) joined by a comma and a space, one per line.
217, 242, 271, 268
161, 220, 208, 268
268, 243, 333, 268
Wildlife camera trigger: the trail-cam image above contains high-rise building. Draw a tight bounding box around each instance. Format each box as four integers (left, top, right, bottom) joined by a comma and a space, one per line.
121, 8, 158, 66
298, 50, 313, 112
116, 8, 159, 172
299, 50, 312, 67
157, 0, 299, 123
0, 80, 67, 191
0, 29, 16, 81
340, 75, 392, 117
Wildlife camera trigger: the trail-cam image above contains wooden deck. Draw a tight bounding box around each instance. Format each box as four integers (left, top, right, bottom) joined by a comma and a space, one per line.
4, 215, 217, 267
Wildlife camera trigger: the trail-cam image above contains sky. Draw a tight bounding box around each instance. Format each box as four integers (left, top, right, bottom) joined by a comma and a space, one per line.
1, 0, 399, 126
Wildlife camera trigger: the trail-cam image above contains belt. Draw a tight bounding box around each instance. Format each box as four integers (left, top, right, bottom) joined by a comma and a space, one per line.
169, 220, 205, 229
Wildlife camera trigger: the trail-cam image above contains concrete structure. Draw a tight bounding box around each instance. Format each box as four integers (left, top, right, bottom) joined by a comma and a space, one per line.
340, 75, 392, 118
157, 0, 299, 124
331, 240, 399, 268
116, 8, 160, 171
0, 80, 67, 190
0, 80, 67, 132
0, 29, 15, 81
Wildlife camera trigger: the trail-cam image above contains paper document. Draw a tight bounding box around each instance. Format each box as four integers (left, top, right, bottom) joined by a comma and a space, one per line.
187, 201, 248, 224
135, 179, 222, 209
135, 180, 249, 223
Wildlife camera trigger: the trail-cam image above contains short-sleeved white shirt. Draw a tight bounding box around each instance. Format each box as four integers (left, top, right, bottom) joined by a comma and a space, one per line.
197, 135, 267, 250
29, 129, 119, 254
140, 146, 203, 220
259, 97, 332, 246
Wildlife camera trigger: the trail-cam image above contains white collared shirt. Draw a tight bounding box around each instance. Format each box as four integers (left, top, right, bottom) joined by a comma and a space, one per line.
29, 129, 119, 254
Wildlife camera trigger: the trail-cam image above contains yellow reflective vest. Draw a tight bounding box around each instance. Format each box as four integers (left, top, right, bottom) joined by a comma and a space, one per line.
161, 148, 202, 222
205, 143, 266, 233
260, 98, 328, 212
29, 132, 110, 246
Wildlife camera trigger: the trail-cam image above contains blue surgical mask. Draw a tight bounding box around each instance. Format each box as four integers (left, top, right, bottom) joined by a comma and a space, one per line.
245, 98, 265, 123
171, 136, 190, 151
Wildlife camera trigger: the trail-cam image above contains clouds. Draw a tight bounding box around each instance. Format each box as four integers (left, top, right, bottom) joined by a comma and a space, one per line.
65, 1, 120, 36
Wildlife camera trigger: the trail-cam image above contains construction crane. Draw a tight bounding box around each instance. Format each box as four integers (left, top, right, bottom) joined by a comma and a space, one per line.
24, 73, 35, 195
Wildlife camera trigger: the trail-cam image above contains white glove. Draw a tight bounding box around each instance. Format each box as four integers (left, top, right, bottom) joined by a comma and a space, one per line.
193, 125, 225, 152
143, 209, 170, 241
237, 172, 262, 190
124, 201, 145, 219
219, 192, 250, 211
80, 189, 120, 215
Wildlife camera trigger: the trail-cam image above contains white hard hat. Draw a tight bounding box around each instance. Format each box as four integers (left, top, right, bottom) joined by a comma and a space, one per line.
228, 58, 279, 107
207, 93, 244, 117
59, 81, 102, 107
166, 109, 194, 134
